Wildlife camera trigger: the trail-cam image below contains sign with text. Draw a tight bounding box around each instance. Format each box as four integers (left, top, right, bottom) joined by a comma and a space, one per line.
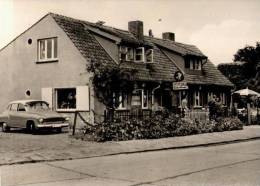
173, 82, 188, 90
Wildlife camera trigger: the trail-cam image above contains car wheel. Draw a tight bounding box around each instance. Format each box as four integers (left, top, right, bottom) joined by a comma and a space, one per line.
2, 123, 10, 132
27, 122, 36, 134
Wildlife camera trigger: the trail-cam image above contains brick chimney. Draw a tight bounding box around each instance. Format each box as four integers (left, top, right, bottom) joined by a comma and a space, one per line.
162, 32, 175, 41
128, 20, 144, 40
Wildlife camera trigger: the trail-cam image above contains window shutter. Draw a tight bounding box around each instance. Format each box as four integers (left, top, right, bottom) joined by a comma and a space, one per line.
76, 86, 89, 111
41, 88, 53, 109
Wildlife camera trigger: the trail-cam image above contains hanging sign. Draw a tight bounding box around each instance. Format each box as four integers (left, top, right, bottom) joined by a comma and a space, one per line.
172, 82, 188, 90
174, 71, 184, 82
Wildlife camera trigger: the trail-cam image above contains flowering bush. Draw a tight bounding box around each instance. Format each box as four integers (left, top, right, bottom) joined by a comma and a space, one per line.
82, 111, 243, 142
214, 117, 243, 132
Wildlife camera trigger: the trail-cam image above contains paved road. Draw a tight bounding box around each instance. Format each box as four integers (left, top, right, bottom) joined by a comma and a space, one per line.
1, 140, 260, 186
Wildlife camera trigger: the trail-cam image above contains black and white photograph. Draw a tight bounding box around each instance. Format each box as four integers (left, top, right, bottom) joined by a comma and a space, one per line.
0, 0, 260, 185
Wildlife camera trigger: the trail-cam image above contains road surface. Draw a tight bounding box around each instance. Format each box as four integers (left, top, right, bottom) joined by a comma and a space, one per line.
1, 140, 260, 186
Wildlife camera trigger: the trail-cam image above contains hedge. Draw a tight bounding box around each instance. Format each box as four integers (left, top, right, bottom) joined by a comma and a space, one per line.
81, 111, 243, 142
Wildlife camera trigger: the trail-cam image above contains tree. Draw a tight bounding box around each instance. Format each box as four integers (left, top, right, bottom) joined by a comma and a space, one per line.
218, 42, 260, 92
234, 42, 260, 79
86, 59, 136, 119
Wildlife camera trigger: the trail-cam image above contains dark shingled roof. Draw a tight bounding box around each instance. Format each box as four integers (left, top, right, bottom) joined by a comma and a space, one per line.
50, 13, 179, 82
185, 60, 234, 86
50, 13, 116, 68
50, 13, 233, 86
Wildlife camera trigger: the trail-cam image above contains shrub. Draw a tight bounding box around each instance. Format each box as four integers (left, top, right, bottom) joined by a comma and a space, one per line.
82, 111, 243, 142
173, 118, 200, 136
214, 117, 243, 132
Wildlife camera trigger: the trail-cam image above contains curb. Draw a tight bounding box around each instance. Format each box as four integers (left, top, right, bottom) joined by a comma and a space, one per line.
1, 136, 260, 167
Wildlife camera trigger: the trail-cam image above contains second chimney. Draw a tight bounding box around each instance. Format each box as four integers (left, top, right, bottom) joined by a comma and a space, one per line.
162, 32, 175, 41
128, 20, 144, 40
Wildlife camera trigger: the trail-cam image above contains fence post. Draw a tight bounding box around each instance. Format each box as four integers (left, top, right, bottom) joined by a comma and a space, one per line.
72, 111, 78, 135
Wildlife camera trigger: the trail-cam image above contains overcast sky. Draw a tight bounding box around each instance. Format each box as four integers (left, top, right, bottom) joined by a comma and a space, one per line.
0, 0, 259, 65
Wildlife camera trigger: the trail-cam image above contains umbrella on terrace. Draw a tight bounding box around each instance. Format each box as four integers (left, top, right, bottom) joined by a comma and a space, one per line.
234, 87, 260, 97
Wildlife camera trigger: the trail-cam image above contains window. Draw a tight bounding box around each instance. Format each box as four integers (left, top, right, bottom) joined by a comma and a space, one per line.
126, 48, 134, 61
56, 88, 76, 110
193, 91, 202, 107
208, 92, 214, 102
42, 86, 89, 111
220, 92, 226, 105
119, 46, 134, 61
38, 37, 57, 62
118, 92, 128, 109
142, 89, 149, 109
145, 49, 154, 63
18, 104, 26, 111
190, 59, 201, 70
185, 58, 202, 70
10, 103, 18, 111
120, 46, 153, 63
135, 47, 145, 62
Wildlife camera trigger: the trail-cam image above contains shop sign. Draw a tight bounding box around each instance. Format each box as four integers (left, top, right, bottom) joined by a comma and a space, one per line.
172, 82, 188, 90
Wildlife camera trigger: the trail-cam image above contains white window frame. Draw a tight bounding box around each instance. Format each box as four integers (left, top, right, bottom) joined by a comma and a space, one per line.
135, 47, 145, 62
142, 89, 149, 109
197, 60, 202, 70
126, 47, 134, 61
220, 92, 226, 105
194, 90, 202, 107
119, 46, 134, 61
190, 59, 202, 70
208, 92, 214, 101
37, 37, 58, 62
55, 88, 77, 112
51, 86, 89, 112
145, 49, 154, 63
118, 92, 128, 110
190, 59, 195, 70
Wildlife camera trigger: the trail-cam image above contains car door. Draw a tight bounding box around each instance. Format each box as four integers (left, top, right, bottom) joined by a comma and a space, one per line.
13, 103, 27, 128
8, 103, 18, 127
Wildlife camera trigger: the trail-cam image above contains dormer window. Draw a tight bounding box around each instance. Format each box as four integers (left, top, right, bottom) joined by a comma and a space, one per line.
135, 47, 145, 62
185, 58, 202, 70
119, 46, 134, 61
119, 46, 153, 63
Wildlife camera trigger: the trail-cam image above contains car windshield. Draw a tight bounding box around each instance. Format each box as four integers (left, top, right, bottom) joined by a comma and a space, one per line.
26, 101, 49, 110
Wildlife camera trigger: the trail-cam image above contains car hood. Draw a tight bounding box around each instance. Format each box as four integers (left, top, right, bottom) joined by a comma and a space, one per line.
26, 110, 64, 118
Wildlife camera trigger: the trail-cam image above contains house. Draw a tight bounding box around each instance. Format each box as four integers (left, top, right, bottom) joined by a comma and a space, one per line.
0, 13, 233, 124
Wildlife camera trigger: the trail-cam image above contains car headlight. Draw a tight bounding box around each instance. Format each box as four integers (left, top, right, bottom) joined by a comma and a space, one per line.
38, 118, 44, 123
65, 117, 70, 121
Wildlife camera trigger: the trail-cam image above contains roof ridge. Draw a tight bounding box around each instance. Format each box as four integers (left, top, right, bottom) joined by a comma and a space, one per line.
49, 12, 131, 34
145, 35, 205, 57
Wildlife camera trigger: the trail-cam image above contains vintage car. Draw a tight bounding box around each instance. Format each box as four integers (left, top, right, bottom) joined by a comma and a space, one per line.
0, 100, 70, 133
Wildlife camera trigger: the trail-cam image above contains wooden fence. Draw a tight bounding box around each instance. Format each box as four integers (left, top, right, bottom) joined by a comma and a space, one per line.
104, 109, 210, 122
104, 109, 152, 122
185, 110, 209, 121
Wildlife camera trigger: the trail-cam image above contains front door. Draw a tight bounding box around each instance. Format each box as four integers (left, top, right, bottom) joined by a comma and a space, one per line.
162, 90, 172, 110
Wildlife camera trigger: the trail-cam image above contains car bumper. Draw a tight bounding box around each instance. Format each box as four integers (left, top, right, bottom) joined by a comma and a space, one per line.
37, 123, 69, 128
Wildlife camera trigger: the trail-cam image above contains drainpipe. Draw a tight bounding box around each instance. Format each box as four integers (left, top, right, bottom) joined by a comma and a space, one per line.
152, 84, 161, 109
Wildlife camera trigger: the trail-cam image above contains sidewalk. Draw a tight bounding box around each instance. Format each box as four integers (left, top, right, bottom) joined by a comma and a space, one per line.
0, 125, 260, 166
